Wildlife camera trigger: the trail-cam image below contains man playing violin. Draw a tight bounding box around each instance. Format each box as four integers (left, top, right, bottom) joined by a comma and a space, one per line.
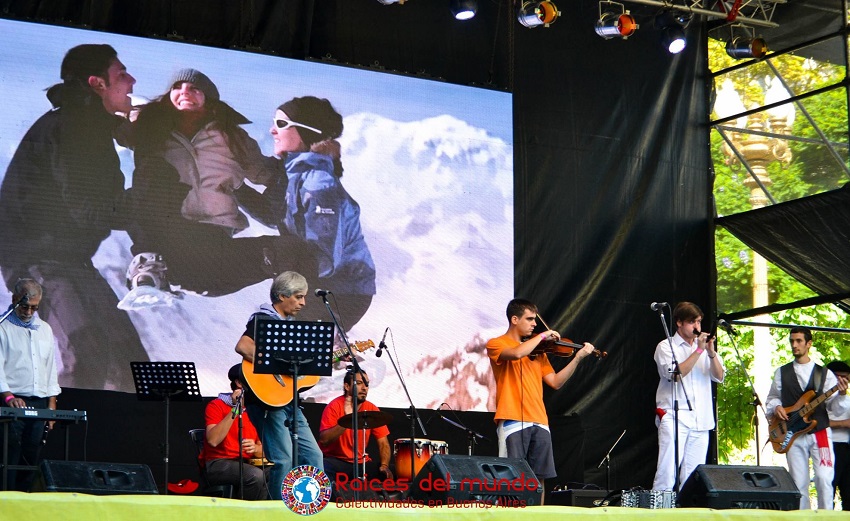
486, 298, 596, 497
652, 301, 724, 492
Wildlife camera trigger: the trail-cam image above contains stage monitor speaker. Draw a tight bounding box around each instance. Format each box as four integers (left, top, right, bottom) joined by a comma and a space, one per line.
407, 454, 542, 506
678, 464, 799, 510
31, 460, 159, 495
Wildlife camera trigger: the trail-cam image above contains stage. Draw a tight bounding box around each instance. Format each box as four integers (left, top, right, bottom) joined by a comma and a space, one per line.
0, 492, 845, 521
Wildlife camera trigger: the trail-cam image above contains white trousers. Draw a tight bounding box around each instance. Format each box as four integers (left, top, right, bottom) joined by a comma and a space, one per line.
785, 429, 835, 510
653, 413, 710, 491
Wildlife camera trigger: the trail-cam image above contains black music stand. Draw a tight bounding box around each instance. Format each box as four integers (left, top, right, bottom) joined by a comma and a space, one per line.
252, 318, 334, 468
131, 361, 201, 495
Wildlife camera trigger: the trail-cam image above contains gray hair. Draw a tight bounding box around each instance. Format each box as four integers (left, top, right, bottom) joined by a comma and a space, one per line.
13, 278, 43, 301
269, 271, 308, 303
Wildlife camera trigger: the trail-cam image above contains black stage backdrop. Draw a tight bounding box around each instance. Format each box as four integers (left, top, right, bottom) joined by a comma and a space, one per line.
10, 0, 713, 493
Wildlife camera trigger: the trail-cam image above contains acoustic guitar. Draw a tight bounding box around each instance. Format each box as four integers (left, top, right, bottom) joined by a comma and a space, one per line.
242, 339, 374, 407
768, 383, 841, 453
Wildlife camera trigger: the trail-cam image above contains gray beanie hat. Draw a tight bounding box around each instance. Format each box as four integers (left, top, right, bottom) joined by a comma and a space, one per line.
169, 68, 220, 102
278, 96, 343, 147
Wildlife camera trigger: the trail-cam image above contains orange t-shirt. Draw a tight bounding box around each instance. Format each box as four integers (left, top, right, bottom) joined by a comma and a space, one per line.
486, 334, 554, 425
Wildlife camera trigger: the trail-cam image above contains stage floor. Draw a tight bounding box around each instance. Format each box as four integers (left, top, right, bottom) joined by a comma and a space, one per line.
0, 492, 845, 520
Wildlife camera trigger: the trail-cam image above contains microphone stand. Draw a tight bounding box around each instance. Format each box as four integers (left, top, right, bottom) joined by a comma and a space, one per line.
319, 293, 365, 488
378, 335, 426, 482
596, 429, 626, 491
0, 296, 28, 325
234, 391, 245, 500
655, 306, 692, 492
720, 323, 766, 465
435, 407, 486, 455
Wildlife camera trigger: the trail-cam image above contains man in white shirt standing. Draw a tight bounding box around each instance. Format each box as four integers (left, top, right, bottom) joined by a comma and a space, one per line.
0, 279, 61, 491
652, 301, 725, 492
766, 327, 849, 510
827, 360, 850, 510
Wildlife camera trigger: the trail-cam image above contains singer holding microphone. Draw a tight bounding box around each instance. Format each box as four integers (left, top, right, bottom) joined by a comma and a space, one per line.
202, 364, 269, 500
652, 301, 725, 491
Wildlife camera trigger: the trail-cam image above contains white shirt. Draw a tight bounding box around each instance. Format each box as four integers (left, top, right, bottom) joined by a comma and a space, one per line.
766, 359, 850, 426
654, 332, 724, 430
0, 315, 61, 398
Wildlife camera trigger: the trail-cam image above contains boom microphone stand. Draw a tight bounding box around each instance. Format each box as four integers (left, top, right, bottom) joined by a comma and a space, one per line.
596, 429, 626, 491
318, 292, 366, 485
654, 304, 692, 492
718, 319, 766, 465
377, 330, 427, 482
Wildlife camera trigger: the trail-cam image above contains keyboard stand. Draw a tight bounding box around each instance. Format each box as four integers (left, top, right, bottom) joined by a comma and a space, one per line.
1, 418, 74, 491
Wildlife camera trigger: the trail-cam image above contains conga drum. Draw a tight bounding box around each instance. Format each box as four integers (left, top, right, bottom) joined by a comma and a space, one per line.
429, 440, 449, 456
393, 438, 433, 480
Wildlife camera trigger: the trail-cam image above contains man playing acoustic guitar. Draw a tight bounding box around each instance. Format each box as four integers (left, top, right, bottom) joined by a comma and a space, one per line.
235, 271, 324, 500
766, 326, 849, 510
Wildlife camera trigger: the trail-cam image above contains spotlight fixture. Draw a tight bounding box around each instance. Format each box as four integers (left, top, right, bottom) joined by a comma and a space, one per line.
662, 26, 686, 54
517, 1, 560, 28
377, 0, 405, 4
655, 12, 687, 54
725, 36, 767, 59
594, 1, 638, 40
450, 0, 477, 20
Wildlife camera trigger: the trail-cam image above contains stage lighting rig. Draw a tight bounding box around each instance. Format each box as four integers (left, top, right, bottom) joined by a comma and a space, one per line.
517, 1, 561, 28
594, 1, 638, 40
655, 11, 688, 54
724, 25, 767, 59
450, 0, 477, 20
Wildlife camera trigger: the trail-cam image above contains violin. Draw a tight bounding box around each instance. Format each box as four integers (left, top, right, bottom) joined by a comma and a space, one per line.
533, 338, 608, 359
531, 313, 608, 359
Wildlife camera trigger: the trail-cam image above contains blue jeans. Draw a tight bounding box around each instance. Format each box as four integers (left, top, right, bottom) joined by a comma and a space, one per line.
247, 402, 323, 500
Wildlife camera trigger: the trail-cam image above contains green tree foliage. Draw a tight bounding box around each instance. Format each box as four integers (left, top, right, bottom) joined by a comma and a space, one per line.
709, 38, 850, 463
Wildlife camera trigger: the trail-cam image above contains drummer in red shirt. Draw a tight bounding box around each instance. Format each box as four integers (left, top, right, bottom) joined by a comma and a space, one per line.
202, 364, 269, 500
319, 369, 393, 485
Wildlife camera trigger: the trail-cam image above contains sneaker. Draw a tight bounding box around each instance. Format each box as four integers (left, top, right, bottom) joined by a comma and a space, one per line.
126, 252, 168, 291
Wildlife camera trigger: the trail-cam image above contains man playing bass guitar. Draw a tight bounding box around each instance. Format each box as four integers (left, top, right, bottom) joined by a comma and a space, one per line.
766, 326, 849, 511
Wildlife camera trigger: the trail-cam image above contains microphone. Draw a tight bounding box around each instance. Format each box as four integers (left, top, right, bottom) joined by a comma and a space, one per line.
14, 294, 29, 308
650, 302, 667, 312
314, 288, 331, 297
718, 319, 738, 335
425, 403, 448, 425
376, 327, 389, 357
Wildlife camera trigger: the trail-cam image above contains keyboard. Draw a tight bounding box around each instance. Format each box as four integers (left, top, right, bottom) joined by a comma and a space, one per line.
0, 407, 87, 422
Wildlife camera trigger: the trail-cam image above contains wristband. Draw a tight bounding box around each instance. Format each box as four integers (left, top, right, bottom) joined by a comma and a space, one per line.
4, 395, 14, 404
695, 347, 704, 355
707, 353, 716, 359
539, 333, 547, 341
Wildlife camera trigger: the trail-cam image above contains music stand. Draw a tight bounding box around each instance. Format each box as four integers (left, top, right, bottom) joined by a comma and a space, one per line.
131, 361, 201, 495
253, 318, 334, 468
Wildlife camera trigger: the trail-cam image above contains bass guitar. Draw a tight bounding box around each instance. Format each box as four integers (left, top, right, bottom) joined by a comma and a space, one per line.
768, 383, 842, 453
242, 339, 374, 407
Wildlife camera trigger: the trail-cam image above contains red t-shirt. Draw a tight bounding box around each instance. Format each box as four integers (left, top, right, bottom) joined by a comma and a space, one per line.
202, 398, 261, 463
319, 395, 389, 463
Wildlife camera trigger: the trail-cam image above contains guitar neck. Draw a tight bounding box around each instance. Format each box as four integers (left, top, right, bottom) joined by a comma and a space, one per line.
801, 384, 840, 416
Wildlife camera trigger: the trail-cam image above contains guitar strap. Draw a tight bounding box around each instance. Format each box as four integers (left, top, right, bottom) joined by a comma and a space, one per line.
813, 365, 825, 394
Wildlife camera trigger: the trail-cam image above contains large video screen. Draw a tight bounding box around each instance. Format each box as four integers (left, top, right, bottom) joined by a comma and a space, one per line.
0, 19, 513, 412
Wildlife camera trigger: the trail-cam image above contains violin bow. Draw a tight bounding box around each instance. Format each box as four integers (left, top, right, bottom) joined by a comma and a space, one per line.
536, 313, 553, 332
